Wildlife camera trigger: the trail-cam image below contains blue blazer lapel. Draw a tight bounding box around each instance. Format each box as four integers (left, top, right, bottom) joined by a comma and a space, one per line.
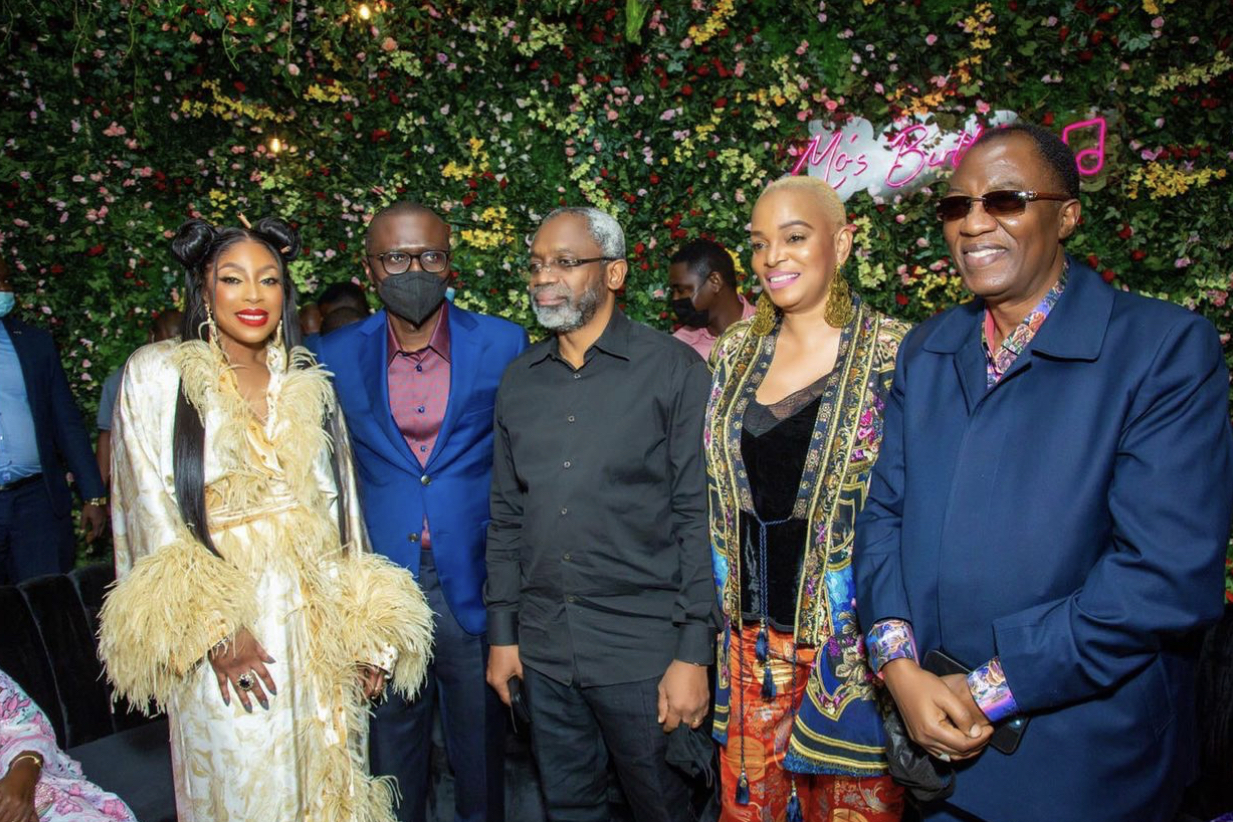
954, 337, 989, 414
425, 306, 481, 473
923, 303, 987, 414
360, 310, 419, 472
1022, 260, 1112, 363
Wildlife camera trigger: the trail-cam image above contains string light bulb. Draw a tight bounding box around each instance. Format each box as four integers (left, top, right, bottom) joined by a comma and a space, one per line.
358, 3, 371, 20
269, 137, 282, 154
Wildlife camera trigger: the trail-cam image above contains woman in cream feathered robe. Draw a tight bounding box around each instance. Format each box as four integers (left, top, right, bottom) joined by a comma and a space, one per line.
98, 337, 433, 822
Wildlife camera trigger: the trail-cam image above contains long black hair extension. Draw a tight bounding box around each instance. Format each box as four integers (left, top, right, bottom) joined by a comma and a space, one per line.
169, 217, 353, 556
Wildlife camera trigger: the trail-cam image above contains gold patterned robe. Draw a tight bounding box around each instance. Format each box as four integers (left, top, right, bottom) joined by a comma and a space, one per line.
98, 338, 434, 822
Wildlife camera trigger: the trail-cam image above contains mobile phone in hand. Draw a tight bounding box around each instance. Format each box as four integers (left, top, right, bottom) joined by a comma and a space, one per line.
507, 675, 531, 727
923, 649, 1028, 755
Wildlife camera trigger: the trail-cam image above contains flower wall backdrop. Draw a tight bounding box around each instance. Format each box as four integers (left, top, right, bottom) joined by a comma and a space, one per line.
1, 0, 1230, 577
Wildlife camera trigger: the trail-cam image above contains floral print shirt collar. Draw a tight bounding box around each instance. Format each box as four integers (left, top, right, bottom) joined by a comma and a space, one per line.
981, 263, 1069, 388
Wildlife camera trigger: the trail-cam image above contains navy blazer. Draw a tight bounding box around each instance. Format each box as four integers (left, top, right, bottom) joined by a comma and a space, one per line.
1, 316, 105, 516
854, 262, 1233, 822
313, 306, 528, 636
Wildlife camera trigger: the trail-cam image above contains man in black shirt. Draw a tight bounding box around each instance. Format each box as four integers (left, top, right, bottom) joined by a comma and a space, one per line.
485, 207, 714, 822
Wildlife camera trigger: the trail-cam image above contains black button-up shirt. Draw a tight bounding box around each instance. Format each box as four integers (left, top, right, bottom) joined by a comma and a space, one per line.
485, 309, 716, 686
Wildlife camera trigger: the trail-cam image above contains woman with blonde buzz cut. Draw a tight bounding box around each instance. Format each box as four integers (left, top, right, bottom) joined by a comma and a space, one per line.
706, 175, 907, 821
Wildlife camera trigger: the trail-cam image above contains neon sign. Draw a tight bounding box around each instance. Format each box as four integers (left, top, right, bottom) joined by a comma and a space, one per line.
790, 113, 1109, 201
1062, 116, 1107, 175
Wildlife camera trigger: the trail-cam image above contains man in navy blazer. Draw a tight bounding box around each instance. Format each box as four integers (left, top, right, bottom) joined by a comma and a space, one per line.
312, 202, 527, 822
0, 260, 107, 583
854, 124, 1233, 822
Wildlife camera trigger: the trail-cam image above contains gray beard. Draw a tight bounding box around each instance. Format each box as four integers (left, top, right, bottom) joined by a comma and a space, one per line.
531, 281, 603, 333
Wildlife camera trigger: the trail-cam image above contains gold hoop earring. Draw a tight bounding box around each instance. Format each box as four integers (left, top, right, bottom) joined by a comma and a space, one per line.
751, 291, 778, 337
824, 264, 855, 328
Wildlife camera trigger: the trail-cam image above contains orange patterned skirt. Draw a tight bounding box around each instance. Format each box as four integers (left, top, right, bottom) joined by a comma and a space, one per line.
719, 626, 904, 822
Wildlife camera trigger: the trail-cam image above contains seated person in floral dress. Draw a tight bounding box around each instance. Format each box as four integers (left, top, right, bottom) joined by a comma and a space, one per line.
0, 667, 135, 822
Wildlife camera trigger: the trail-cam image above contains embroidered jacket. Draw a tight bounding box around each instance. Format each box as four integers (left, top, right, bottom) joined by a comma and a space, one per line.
706, 297, 909, 776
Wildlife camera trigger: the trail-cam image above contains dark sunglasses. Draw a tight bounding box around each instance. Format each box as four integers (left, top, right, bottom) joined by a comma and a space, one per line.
936, 190, 1071, 221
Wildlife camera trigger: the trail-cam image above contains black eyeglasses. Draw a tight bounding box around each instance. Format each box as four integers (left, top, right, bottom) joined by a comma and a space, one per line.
524, 256, 618, 279
936, 190, 1071, 222
369, 249, 450, 275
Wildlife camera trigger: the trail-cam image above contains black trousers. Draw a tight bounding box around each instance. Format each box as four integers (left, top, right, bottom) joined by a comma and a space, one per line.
368, 550, 506, 822
0, 479, 74, 584
523, 665, 694, 822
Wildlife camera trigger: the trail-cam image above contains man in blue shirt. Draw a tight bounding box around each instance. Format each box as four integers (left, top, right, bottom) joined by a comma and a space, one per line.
0, 258, 106, 583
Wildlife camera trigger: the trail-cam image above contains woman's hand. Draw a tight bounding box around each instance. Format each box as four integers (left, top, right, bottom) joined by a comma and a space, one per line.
882, 658, 992, 761
357, 663, 387, 701
208, 628, 277, 713
0, 754, 41, 822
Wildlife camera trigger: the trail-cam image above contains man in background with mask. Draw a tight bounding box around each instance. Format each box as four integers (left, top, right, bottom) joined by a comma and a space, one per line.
667, 238, 753, 363
311, 201, 527, 822
0, 256, 107, 583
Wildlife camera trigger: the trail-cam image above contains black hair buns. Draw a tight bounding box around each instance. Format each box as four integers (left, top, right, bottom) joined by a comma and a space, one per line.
170, 219, 217, 270
253, 217, 301, 262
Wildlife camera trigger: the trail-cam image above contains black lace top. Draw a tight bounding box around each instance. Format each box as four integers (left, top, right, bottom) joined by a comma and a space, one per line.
738, 374, 829, 631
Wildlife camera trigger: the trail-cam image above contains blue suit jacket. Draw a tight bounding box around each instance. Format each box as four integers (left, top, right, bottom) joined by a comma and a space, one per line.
854, 262, 1233, 822
313, 306, 528, 636
1, 317, 105, 516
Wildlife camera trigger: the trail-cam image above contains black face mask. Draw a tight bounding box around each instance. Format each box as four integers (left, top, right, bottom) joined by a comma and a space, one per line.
378, 271, 449, 327
671, 296, 710, 329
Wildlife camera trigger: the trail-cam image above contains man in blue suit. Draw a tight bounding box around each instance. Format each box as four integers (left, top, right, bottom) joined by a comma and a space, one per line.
0, 258, 107, 583
854, 124, 1233, 822
312, 202, 527, 822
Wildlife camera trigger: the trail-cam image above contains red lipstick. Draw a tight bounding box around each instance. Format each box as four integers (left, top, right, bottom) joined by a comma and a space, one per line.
236, 309, 269, 327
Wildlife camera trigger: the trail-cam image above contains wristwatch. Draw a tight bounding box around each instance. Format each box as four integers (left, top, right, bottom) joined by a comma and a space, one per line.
84, 496, 108, 507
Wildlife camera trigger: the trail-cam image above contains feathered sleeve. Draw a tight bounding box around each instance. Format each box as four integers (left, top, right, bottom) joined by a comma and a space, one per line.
98, 343, 259, 712
330, 406, 434, 700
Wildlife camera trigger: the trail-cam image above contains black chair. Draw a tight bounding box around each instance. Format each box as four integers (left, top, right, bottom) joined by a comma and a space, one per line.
69, 562, 156, 732
18, 574, 113, 747
0, 567, 176, 822
0, 586, 65, 743
68, 716, 176, 822
69, 561, 112, 636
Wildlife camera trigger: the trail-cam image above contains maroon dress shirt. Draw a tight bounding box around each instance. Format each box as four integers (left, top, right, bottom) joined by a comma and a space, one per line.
387, 303, 451, 548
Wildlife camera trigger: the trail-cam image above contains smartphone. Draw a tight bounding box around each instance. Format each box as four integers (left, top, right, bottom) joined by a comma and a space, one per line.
922, 649, 1028, 755
507, 676, 531, 728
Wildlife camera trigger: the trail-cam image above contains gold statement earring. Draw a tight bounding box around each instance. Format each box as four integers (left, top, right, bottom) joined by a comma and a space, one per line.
204, 300, 220, 343
824, 263, 855, 328
750, 291, 777, 337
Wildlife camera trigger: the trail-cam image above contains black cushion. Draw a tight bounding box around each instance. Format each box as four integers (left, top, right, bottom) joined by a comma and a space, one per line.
18, 573, 114, 747
68, 717, 177, 822
0, 585, 65, 744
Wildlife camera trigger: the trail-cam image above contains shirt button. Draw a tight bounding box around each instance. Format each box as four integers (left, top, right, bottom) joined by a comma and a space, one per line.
415, 365, 423, 372
567, 415, 576, 423
421, 475, 431, 486
563, 553, 572, 561
417, 405, 426, 413
573, 373, 581, 380
563, 461, 571, 469
560, 507, 568, 516
420, 445, 427, 452
566, 595, 577, 603
408, 533, 419, 543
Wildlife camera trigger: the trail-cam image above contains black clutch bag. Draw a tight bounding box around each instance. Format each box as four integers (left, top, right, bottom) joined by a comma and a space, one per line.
882, 702, 956, 802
